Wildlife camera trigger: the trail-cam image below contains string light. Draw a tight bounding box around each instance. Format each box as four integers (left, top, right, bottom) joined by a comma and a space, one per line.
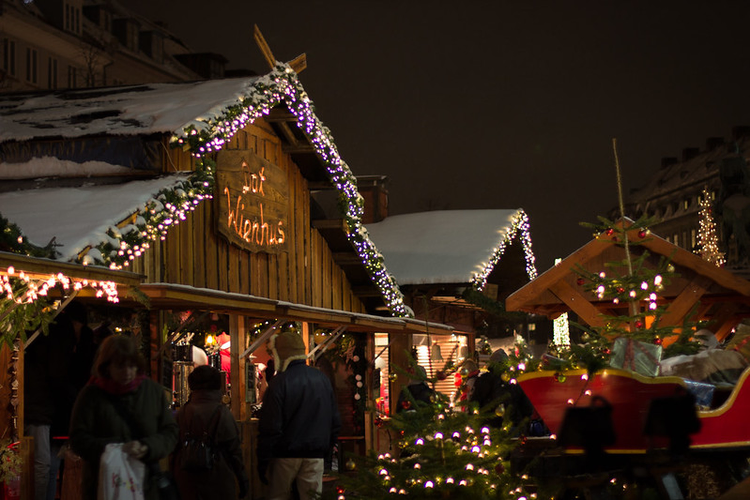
695, 186, 726, 267
170, 63, 409, 316
471, 210, 537, 291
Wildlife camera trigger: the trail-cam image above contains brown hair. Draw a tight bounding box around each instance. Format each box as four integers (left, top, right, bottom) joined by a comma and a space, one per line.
92, 335, 146, 379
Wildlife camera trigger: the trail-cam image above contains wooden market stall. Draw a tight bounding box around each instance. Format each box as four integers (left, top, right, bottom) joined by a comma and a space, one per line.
0, 49, 455, 497
506, 222, 750, 341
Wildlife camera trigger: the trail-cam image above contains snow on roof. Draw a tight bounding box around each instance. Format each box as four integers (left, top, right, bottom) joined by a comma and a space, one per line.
0, 171, 190, 261
0, 156, 133, 179
365, 209, 531, 285
0, 76, 265, 142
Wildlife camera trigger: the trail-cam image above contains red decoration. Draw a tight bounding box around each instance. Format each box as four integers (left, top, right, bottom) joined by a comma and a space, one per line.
576, 277, 585, 286
495, 463, 505, 474
606, 228, 614, 236
635, 320, 644, 329
638, 230, 647, 238
401, 400, 412, 410
654, 338, 663, 345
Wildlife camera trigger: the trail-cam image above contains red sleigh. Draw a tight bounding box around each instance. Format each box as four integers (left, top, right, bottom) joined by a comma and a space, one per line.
518, 366, 750, 452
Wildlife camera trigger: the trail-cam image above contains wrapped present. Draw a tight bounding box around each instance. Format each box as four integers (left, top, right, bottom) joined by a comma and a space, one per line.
609, 337, 662, 377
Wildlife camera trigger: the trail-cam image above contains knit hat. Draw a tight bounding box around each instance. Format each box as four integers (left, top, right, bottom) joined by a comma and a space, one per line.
188, 365, 223, 391
270, 330, 307, 372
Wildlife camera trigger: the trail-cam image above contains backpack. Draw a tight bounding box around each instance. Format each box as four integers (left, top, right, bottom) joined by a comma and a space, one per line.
177, 404, 222, 471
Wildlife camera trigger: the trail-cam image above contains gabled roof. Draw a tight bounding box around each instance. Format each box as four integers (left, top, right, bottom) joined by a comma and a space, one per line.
0, 169, 191, 262
505, 222, 750, 339
365, 209, 537, 288
0, 77, 266, 142
0, 64, 409, 315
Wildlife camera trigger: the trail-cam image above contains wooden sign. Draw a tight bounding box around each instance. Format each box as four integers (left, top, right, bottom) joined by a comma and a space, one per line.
216, 150, 288, 253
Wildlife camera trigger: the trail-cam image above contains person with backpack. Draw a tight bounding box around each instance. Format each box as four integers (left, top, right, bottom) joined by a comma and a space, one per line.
172, 365, 249, 499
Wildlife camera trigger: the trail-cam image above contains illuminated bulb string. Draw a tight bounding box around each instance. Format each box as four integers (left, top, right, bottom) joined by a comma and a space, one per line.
470, 210, 537, 291
171, 63, 408, 316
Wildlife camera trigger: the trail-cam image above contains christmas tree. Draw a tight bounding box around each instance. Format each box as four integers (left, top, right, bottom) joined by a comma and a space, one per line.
325, 361, 537, 500
695, 186, 726, 267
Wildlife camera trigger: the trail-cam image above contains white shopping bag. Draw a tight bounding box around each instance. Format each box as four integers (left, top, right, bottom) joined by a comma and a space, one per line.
97, 443, 146, 500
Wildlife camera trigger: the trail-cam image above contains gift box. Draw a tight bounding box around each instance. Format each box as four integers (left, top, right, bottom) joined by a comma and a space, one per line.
609, 337, 662, 377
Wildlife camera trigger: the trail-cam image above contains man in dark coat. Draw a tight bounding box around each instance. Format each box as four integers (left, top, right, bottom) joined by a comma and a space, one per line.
173, 365, 249, 499
257, 330, 341, 500
470, 349, 534, 434
396, 366, 436, 413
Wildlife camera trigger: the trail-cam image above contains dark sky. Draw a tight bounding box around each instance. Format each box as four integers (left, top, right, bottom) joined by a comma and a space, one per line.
127, 1, 750, 271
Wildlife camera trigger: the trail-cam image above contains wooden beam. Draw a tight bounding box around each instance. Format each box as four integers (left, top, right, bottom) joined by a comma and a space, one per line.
275, 121, 299, 147
288, 53, 307, 73
549, 279, 606, 328
333, 252, 363, 266
254, 25, 276, 70
281, 143, 316, 155
660, 275, 713, 326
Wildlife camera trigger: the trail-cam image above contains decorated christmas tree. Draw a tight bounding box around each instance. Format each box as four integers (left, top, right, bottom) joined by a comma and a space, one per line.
325, 360, 537, 500
695, 186, 726, 267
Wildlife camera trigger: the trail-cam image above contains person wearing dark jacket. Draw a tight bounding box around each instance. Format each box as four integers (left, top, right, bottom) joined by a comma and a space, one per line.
257, 330, 341, 500
396, 366, 436, 413
69, 335, 178, 500
173, 365, 249, 499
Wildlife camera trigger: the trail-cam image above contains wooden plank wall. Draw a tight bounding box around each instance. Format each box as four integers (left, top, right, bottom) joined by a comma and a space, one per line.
130, 118, 367, 314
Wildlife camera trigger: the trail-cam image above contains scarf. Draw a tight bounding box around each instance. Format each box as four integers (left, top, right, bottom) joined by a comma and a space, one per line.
90, 374, 147, 396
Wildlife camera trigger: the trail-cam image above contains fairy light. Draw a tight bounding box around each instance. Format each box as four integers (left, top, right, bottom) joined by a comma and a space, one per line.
169, 63, 409, 316
695, 187, 726, 267
471, 210, 537, 291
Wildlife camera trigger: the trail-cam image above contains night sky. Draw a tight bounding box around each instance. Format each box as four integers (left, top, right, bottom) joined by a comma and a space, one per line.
127, 1, 750, 271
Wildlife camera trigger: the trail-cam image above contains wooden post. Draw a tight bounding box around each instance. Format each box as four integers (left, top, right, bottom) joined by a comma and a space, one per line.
388, 332, 412, 415
229, 315, 245, 421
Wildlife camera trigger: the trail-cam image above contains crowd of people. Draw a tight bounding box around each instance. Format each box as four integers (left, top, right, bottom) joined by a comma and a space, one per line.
24, 304, 341, 500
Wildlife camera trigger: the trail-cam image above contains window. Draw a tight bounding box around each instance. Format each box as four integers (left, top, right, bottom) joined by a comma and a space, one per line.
683, 198, 689, 210
673, 234, 679, 246
47, 57, 58, 89
691, 229, 697, 250
3, 38, 16, 76
67, 65, 76, 88
26, 47, 37, 84
64, 2, 81, 35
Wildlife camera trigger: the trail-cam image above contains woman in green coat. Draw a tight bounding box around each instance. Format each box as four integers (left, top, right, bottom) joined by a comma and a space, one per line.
69, 335, 178, 500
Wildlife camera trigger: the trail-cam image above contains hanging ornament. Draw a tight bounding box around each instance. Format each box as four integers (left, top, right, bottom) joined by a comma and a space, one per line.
606, 228, 614, 236
495, 404, 506, 417
638, 229, 648, 239
500, 372, 511, 383
576, 277, 585, 286
554, 372, 567, 383
436, 370, 447, 381
460, 366, 470, 377
345, 458, 357, 471
401, 400, 412, 410
388, 373, 398, 382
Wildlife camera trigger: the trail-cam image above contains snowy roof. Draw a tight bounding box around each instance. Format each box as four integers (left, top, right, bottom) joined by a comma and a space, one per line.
0, 76, 265, 141
365, 209, 536, 286
0, 169, 190, 261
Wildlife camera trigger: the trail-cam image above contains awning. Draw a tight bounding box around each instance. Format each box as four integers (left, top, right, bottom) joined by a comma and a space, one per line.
131, 282, 454, 334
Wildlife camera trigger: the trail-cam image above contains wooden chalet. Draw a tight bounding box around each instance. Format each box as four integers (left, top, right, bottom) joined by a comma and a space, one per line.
0, 57, 454, 496
506, 221, 750, 341
365, 208, 538, 399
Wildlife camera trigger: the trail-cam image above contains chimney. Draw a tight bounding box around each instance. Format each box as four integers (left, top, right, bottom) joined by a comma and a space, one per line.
357, 175, 389, 224
705, 137, 724, 151
682, 147, 700, 161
